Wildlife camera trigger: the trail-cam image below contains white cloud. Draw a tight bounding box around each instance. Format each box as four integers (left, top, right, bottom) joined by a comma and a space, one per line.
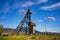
0, 0, 48, 13
22, 0, 48, 7
38, 20, 43, 22
22, 2, 34, 7
19, 9, 26, 14
41, 2, 60, 10
36, 0, 48, 4
46, 17, 56, 21
18, 9, 33, 14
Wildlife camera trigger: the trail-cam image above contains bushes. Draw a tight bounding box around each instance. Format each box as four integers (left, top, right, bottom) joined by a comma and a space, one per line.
0, 24, 4, 35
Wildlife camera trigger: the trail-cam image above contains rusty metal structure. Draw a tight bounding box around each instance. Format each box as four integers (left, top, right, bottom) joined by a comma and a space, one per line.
16, 9, 36, 35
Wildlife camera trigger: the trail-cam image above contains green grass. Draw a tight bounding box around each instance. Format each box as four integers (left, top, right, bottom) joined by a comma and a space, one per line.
0, 34, 60, 40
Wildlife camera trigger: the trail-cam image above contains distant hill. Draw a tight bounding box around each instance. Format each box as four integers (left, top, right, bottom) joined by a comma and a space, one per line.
35, 30, 60, 35
2, 28, 60, 35
3, 28, 15, 33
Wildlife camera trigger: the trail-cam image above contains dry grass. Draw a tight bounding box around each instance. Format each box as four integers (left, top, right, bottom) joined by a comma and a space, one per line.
0, 34, 60, 40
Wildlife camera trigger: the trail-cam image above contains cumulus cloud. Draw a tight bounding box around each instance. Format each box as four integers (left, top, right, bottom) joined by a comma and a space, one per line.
19, 9, 26, 14
38, 20, 43, 22
46, 17, 56, 21
41, 2, 60, 10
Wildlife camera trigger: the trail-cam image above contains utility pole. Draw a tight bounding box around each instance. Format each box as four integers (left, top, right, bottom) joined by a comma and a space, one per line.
44, 24, 47, 40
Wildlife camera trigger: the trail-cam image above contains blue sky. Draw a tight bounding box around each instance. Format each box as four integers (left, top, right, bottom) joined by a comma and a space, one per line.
0, 0, 60, 33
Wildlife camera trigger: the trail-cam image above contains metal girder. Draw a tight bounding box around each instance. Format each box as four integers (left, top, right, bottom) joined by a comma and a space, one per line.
16, 9, 35, 35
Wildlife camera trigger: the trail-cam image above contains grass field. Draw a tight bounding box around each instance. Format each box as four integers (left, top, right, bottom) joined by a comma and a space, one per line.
0, 34, 60, 40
